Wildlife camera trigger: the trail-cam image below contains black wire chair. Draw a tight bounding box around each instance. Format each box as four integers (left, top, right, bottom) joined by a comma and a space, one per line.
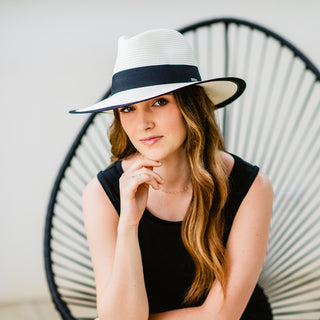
44, 17, 320, 320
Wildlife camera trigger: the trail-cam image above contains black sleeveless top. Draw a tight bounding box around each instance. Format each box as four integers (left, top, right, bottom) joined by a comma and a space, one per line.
97, 154, 273, 319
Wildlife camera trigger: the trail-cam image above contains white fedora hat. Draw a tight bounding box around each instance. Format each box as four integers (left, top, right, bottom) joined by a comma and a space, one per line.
69, 29, 246, 114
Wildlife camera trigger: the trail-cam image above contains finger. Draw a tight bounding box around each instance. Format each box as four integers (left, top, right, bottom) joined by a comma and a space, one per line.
126, 158, 162, 173
123, 166, 164, 185
133, 172, 160, 188
142, 175, 160, 190
128, 172, 160, 191
136, 167, 164, 184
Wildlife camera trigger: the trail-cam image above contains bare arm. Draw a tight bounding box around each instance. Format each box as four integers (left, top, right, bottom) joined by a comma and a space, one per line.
149, 171, 273, 320
83, 158, 163, 320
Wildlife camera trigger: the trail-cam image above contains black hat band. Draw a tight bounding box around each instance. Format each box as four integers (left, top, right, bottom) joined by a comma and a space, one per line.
111, 64, 202, 95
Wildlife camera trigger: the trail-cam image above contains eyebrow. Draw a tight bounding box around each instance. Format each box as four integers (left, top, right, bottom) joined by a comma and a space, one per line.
121, 93, 173, 110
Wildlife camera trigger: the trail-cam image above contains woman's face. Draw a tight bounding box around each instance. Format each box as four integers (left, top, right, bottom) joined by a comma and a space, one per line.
118, 93, 187, 162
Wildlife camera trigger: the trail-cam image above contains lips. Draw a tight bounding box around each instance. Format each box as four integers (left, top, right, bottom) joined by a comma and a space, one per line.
139, 136, 163, 146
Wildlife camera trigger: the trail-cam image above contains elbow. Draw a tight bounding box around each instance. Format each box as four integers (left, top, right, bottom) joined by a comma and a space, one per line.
97, 295, 149, 320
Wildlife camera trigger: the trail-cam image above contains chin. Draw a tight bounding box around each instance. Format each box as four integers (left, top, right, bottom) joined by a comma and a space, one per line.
139, 150, 167, 162
144, 154, 164, 162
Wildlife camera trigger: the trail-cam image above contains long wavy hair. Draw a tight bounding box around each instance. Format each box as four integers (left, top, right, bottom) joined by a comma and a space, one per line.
109, 86, 229, 306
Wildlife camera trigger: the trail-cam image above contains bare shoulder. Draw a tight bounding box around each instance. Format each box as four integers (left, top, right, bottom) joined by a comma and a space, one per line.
219, 150, 273, 199
250, 170, 274, 201
237, 169, 274, 226
219, 151, 235, 176
219, 151, 274, 222
83, 176, 106, 202
83, 177, 108, 210
82, 177, 119, 224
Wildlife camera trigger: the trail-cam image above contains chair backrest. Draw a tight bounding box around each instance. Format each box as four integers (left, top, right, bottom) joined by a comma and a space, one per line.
44, 17, 320, 320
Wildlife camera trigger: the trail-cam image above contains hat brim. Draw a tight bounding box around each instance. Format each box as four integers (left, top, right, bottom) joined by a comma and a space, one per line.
69, 77, 246, 114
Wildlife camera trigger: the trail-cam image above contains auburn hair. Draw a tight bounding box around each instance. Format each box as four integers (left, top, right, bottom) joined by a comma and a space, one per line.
108, 86, 229, 306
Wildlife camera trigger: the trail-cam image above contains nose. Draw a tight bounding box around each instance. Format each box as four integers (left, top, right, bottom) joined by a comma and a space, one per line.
137, 108, 155, 131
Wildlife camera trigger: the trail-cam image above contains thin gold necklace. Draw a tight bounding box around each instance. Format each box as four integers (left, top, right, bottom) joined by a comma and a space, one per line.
159, 182, 191, 194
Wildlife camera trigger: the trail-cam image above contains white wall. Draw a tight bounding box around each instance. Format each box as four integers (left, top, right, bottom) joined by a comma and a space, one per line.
0, 0, 319, 304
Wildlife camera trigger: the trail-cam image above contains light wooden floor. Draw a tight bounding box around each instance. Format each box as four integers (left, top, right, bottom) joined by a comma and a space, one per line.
0, 300, 60, 320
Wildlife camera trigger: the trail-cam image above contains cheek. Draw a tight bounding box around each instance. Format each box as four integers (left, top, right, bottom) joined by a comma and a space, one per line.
166, 111, 187, 137
119, 117, 133, 138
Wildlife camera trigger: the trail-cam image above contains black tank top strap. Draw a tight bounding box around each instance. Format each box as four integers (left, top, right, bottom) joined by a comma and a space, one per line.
97, 161, 122, 214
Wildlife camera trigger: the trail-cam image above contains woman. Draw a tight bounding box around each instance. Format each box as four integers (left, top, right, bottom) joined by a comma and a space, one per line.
70, 29, 273, 320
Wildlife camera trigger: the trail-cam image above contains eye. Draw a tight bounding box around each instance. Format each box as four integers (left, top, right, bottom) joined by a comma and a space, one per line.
119, 105, 135, 113
154, 98, 168, 107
